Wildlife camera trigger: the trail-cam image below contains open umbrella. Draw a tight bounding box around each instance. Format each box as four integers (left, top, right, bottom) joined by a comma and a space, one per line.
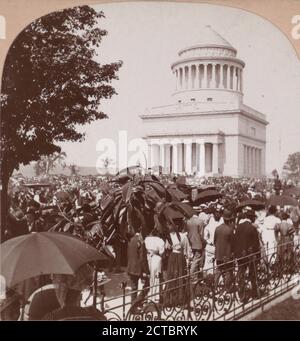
166, 187, 188, 201
236, 199, 265, 212
0, 232, 108, 288
267, 195, 298, 207
199, 185, 217, 192
194, 190, 222, 204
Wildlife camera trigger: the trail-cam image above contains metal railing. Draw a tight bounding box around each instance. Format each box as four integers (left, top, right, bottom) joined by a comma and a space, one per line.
94, 240, 300, 321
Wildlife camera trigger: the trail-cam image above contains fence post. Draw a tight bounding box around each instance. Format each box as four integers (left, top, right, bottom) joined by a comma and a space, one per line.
93, 264, 98, 308
187, 262, 191, 320
120, 281, 127, 320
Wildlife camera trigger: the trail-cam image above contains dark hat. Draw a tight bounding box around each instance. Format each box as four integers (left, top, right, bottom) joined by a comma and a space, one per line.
281, 212, 290, 220
269, 205, 277, 215
223, 209, 234, 221
245, 209, 256, 219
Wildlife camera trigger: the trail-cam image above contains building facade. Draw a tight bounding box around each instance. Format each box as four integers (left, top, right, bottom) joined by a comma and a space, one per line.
141, 26, 268, 177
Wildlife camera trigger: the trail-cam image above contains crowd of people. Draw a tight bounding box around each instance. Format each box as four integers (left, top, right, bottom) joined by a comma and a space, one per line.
1, 171, 300, 319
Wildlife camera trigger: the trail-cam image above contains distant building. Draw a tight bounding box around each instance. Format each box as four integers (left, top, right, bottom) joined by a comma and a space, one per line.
141, 26, 268, 177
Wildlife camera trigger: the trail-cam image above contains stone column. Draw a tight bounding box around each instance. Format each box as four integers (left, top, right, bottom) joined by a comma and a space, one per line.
195, 64, 199, 89
188, 65, 193, 89
199, 142, 205, 176
256, 149, 259, 176
178, 143, 183, 174
185, 143, 192, 175
220, 64, 224, 89
212, 63, 216, 88
178, 68, 182, 90
165, 145, 171, 173
258, 149, 261, 176
232, 67, 237, 91
247, 146, 251, 175
160, 143, 165, 173
184, 67, 188, 89
251, 147, 254, 176
212, 143, 219, 174
172, 143, 178, 174
226, 65, 230, 89
240, 69, 243, 92
148, 144, 153, 168
175, 69, 178, 91
253, 148, 256, 176
203, 63, 208, 88
243, 145, 247, 175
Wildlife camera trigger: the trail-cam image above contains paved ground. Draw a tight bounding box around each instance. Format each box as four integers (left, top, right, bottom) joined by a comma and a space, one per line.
254, 296, 300, 320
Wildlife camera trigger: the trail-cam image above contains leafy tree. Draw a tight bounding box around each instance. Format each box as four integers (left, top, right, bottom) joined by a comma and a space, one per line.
102, 156, 115, 172
282, 152, 300, 181
271, 169, 279, 178
68, 163, 80, 176
34, 151, 67, 176
0, 5, 122, 232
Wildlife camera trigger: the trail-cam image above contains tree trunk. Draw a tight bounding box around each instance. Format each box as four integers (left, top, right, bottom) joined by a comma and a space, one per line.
1, 169, 12, 242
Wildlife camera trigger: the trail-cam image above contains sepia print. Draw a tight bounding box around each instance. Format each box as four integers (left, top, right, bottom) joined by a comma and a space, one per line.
0, 0, 300, 326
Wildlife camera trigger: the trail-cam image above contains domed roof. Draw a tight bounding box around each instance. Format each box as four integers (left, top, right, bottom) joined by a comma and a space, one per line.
195, 25, 234, 49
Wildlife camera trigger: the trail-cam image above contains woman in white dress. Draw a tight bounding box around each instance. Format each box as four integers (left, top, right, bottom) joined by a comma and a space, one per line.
144, 231, 165, 303
261, 206, 281, 257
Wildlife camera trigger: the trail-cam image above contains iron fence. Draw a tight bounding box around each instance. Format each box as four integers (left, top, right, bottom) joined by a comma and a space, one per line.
94, 239, 300, 321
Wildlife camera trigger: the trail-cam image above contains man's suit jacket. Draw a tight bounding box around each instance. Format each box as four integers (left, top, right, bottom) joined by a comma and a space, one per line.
186, 215, 206, 251
233, 221, 260, 259
214, 223, 234, 262
127, 234, 149, 277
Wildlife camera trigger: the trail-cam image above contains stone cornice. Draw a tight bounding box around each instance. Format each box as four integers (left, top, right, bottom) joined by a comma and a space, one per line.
171, 56, 245, 69
140, 109, 268, 125
178, 44, 237, 57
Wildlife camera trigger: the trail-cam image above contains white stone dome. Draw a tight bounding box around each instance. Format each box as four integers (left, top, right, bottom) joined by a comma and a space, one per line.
171, 26, 245, 104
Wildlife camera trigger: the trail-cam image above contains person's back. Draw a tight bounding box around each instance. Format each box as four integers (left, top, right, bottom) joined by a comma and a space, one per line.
234, 220, 260, 259
214, 223, 233, 262
127, 234, 148, 277
186, 215, 206, 251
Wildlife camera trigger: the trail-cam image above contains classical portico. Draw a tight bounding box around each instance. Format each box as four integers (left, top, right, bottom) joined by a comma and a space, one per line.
141, 26, 268, 177
148, 134, 224, 176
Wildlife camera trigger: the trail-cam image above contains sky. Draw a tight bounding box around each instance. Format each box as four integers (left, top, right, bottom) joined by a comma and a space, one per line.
59, 1, 300, 174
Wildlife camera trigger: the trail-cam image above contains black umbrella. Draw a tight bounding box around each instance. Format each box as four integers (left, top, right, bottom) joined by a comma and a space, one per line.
236, 199, 265, 212
194, 190, 222, 204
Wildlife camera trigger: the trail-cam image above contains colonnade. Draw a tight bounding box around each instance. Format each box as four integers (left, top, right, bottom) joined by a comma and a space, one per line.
243, 145, 262, 176
149, 141, 220, 175
174, 63, 243, 92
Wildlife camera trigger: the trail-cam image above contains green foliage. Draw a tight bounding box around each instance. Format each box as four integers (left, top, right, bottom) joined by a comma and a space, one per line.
0, 5, 122, 178
34, 151, 67, 176
283, 152, 300, 181
99, 174, 192, 242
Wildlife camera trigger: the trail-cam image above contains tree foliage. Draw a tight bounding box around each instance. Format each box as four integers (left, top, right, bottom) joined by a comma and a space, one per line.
68, 163, 80, 176
0, 5, 122, 180
34, 151, 67, 176
283, 152, 300, 181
